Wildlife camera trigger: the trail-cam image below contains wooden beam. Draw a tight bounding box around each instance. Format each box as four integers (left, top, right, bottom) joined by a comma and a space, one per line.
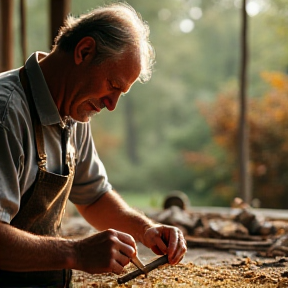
0, 0, 14, 72
186, 236, 273, 251
49, 0, 71, 48
20, 0, 27, 64
238, 0, 251, 203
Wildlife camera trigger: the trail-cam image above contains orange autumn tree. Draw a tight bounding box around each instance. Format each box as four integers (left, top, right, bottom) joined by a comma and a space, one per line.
200, 71, 288, 208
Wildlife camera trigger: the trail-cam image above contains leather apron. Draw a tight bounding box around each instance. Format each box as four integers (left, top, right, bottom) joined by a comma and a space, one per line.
0, 68, 75, 287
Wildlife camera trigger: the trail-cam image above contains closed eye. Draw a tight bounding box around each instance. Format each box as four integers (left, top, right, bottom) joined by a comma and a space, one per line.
108, 79, 121, 91
108, 79, 126, 97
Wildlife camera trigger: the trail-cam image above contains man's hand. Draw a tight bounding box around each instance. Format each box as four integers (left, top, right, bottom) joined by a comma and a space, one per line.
142, 225, 187, 264
74, 229, 137, 274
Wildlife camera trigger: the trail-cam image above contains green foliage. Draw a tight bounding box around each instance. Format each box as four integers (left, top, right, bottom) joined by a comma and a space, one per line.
88, 1, 288, 208
89, 0, 288, 208
11, 0, 288, 208
200, 71, 288, 209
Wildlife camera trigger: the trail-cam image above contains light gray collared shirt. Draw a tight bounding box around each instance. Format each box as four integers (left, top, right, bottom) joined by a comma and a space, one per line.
0, 52, 112, 223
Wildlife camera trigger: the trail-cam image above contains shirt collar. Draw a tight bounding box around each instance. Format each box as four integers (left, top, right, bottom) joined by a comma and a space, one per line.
24, 52, 63, 126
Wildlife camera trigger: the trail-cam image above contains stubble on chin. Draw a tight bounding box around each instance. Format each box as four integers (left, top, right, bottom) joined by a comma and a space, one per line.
75, 102, 98, 123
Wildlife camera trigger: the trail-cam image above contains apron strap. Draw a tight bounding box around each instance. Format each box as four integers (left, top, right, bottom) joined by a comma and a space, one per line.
19, 67, 47, 170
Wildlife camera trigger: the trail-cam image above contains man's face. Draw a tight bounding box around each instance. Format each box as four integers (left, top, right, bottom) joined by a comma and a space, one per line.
67, 51, 141, 122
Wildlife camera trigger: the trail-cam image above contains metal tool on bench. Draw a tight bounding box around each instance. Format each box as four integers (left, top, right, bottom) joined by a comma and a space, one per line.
130, 254, 148, 276
118, 254, 169, 284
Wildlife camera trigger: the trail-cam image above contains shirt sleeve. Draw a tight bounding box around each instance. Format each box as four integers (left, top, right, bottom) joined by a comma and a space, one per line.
0, 74, 38, 224
69, 123, 112, 205
0, 124, 22, 223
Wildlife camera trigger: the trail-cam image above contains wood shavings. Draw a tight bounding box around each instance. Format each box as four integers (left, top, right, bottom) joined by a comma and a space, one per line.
71, 257, 288, 288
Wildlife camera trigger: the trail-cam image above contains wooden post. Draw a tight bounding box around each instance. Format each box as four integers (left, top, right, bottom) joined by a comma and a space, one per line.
49, 0, 71, 48
20, 0, 27, 64
238, 0, 251, 203
0, 0, 14, 72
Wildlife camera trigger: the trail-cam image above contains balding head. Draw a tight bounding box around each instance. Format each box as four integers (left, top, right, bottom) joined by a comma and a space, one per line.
53, 2, 155, 83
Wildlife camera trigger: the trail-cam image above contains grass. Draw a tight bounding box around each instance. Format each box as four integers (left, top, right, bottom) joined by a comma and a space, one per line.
119, 191, 165, 211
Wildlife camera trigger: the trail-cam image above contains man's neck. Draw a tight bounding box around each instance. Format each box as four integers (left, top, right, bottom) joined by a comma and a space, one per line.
38, 50, 75, 117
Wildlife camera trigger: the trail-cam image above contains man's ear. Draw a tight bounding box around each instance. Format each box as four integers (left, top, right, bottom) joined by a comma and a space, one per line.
74, 36, 96, 65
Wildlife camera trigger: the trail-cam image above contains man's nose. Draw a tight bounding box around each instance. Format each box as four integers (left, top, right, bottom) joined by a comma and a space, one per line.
103, 92, 122, 111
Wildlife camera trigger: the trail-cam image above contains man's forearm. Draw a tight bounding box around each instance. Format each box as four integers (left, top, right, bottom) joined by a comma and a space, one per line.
0, 222, 75, 272
75, 190, 156, 243
75, 191, 188, 266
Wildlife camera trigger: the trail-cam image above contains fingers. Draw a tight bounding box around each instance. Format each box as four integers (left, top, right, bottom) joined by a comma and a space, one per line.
151, 245, 164, 255
107, 229, 138, 272
143, 226, 168, 254
117, 230, 137, 249
102, 252, 131, 275
75, 229, 137, 275
166, 228, 187, 264
153, 233, 168, 254
144, 225, 187, 265
113, 251, 131, 274
119, 245, 135, 260
116, 230, 137, 257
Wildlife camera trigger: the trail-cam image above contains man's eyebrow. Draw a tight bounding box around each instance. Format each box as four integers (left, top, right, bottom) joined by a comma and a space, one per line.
116, 79, 130, 93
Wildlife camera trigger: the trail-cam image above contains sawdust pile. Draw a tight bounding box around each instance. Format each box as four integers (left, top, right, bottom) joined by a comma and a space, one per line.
71, 257, 288, 288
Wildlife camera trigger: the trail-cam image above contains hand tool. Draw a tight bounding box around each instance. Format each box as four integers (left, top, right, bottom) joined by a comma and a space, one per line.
130, 254, 148, 276
118, 254, 169, 284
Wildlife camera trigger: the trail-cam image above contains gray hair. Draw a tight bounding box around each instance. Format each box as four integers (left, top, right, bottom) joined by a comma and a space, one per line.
53, 2, 155, 83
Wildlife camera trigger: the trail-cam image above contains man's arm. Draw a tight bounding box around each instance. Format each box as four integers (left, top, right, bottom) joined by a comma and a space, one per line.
0, 220, 136, 274
75, 190, 154, 243
75, 190, 187, 264
0, 221, 75, 271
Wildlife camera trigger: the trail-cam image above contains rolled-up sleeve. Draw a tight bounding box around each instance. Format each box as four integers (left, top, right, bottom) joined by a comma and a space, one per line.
69, 123, 112, 205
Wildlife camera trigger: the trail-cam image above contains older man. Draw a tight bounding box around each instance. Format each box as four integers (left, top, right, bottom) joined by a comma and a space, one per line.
0, 3, 187, 287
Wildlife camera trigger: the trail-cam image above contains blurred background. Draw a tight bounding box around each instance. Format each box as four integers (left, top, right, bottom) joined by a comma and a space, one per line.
1, 0, 288, 210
